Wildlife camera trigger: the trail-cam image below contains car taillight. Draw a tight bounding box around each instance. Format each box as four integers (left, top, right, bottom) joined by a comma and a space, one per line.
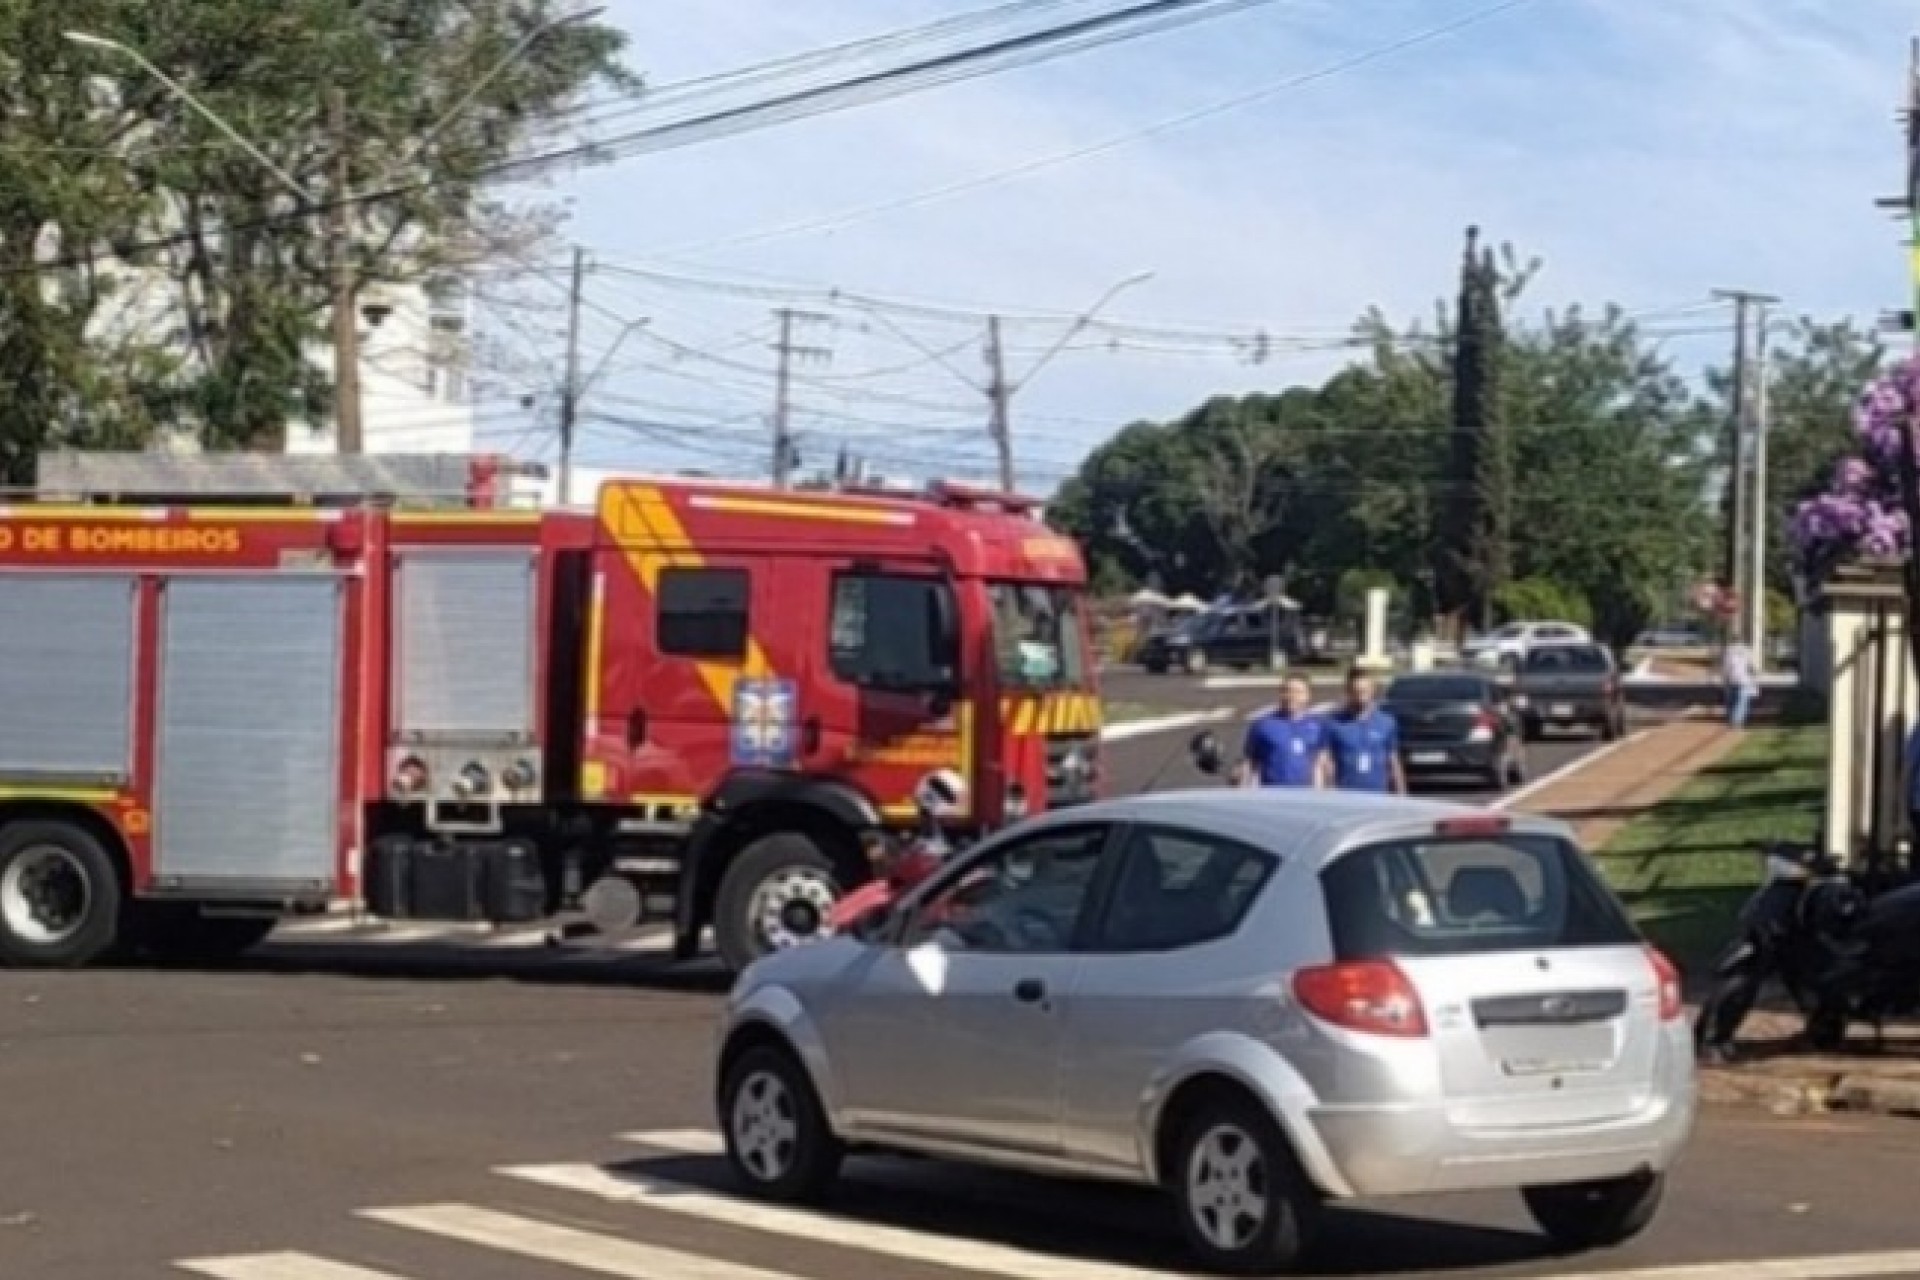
1647, 947, 1683, 1021
1292, 960, 1429, 1038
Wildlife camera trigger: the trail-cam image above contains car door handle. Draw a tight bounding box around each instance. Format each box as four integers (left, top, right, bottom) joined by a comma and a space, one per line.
1013, 978, 1047, 1004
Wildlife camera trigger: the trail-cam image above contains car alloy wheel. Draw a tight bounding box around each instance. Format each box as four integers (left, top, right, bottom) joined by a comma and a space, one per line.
1186, 1123, 1269, 1254
718, 1041, 843, 1203
729, 1066, 800, 1184
1170, 1094, 1316, 1274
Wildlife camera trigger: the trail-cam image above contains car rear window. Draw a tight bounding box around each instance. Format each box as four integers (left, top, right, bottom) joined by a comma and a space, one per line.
1319, 833, 1638, 959
1387, 677, 1485, 702
1523, 645, 1610, 672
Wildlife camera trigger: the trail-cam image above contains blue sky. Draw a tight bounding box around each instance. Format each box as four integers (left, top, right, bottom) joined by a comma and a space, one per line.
468, 0, 1919, 491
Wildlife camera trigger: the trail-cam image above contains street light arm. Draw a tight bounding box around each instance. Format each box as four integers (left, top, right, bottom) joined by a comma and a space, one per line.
397, 6, 606, 170
64, 31, 317, 204
1010, 270, 1153, 394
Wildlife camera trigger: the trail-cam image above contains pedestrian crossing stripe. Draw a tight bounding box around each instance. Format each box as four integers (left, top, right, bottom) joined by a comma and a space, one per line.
171, 1127, 1920, 1280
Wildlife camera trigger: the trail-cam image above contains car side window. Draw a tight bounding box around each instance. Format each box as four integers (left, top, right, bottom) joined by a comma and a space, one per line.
1093, 824, 1277, 953
901, 826, 1110, 955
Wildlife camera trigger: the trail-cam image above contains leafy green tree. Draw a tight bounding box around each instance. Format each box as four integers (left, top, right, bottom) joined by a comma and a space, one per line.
0, 0, 633, 459
1438, 226, 1512, 633
1494, 577, 1593, 630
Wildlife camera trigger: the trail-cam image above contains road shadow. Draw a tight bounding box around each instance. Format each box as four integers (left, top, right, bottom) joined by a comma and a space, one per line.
614, 1152, 1555, 1277
104, 941, 736, 995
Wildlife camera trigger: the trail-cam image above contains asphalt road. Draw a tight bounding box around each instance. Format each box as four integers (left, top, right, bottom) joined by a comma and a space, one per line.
0, 680, 1722, 1280
10, 962, 1920, 1280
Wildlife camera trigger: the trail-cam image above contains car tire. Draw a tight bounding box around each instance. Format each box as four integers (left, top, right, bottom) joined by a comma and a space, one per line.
1171, 1093, 1320, 1275
714, 833, 845, 973
719, 1042, 843, 1204
1522, 1170, 1665, 1251
0, 820, 124, 969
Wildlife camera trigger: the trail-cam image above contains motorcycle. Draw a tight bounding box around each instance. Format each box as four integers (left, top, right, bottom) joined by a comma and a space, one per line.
823, 769, 967, 936
1695, 840, 1920, 1060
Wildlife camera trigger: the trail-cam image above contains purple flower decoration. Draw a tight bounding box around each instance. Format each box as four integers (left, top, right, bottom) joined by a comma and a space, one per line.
1794, 355, 1920, 570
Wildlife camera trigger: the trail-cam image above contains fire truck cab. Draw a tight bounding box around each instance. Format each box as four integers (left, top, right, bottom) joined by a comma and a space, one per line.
0, 455, 1102, 972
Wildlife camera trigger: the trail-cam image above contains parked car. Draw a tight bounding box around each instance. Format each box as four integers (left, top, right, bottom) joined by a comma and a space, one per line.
1460, 619, 1590, 667
714, 789, 1695, 1275
1509, 641, 1626, 741
1384, 671, 1526, 790
1140, 601, 1304, 674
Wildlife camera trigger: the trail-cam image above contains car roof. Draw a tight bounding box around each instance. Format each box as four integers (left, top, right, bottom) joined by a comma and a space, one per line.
1019, 788, 1573, 869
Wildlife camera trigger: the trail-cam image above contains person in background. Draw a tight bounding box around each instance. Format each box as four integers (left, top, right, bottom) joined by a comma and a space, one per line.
1720, 638, 1758, 729
1235, 674, 1326, 788
1321, 666, 1407, 794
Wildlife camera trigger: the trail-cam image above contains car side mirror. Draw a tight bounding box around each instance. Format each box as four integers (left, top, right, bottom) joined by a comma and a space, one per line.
1189, 730, 1224, 775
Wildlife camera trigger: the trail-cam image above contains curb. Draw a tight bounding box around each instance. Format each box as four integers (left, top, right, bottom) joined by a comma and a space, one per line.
1492, 729, 1649, 811
1698, 1066, 1920, 1120
1099, 707, 1235, 743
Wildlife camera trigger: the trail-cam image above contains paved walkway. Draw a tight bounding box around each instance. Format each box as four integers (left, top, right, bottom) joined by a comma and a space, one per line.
1512, 715, 1746, 847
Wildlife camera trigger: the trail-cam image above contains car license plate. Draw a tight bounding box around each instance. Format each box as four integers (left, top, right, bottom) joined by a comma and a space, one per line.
1550, 702, 1574, 717
1409, 751, 1446, 764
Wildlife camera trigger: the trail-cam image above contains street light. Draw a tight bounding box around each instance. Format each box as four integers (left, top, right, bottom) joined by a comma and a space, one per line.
988, 269, 1154, 491
63, 6, 604, 455
1010, 269, 1155, 394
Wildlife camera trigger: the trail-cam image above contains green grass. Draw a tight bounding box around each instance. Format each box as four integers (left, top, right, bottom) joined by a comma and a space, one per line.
1596, 718, 1827, 980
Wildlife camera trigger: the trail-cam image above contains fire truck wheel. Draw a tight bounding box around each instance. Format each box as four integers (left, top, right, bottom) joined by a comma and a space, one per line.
715, 834, 845, 972
135, 905, 278, 964
0, 820, 124, 969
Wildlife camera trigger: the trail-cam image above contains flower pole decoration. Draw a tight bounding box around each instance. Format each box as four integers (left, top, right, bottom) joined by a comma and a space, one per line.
1791, 353, 1920, 667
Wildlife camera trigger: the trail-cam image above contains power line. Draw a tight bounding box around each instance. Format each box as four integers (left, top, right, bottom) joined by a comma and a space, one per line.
657, 0, 1551, 257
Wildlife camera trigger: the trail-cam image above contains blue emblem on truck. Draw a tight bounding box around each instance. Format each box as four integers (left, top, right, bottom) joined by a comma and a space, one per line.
731, 678, 798, 767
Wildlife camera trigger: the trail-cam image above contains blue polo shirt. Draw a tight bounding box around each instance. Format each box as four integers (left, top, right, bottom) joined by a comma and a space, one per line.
1324, 706, 1400, 792
1244, 711, 1327, 787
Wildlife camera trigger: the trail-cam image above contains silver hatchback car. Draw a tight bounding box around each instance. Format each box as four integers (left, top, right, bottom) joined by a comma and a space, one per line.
713, 788, 1696, 1275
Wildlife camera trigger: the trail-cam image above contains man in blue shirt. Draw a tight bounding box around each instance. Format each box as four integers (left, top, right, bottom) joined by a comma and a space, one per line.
1237, 675, 1326, 788
1322, 667, 1407, 794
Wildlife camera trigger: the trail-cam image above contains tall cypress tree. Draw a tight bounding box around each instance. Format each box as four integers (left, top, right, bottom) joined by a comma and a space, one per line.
1438, 226, 1512, 633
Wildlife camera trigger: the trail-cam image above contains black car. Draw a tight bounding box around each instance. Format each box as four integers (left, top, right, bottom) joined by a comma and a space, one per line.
1508, 642, 1625, 741
1383, 671, 1526, 790
1139, 603, 1304, 674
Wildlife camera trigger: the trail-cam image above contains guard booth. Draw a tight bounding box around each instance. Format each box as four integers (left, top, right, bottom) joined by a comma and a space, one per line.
1811, 559, 1917, 867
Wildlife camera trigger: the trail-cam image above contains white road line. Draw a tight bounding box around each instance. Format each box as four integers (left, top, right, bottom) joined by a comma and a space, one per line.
177, 1253, 412, 1280
361, 1203, 798, 1280
1493, 729, 1647, 812
1098, 707, 1234, 743
1534, 1253, 1920, 1280
621, 1128, 726, 1155
497, 1163, 1175, 1280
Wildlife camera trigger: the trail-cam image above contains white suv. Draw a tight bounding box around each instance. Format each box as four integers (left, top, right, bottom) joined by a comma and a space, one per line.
1462, 620, 1591, 667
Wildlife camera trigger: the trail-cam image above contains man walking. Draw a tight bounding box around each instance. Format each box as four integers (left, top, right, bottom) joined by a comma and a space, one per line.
1236, 675, 1326, 788
1721, 638, 1758, 729
1322, 667, 1407, 795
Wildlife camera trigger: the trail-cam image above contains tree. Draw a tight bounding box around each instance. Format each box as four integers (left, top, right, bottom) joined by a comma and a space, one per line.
1437, 226, 1514, 635
0, 0, 635, 461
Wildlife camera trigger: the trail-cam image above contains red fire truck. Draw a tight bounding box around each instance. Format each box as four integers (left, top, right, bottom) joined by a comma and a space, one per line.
0, 456, 1102, 972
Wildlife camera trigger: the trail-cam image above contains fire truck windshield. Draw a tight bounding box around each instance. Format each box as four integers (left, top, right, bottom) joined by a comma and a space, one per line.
988, 582, 1087, 690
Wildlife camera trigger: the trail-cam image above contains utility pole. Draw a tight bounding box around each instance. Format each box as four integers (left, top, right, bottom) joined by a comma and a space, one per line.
327, 87, 362, 455
772, 309, 796, 488
769, 309, 831, 488
985, 315, 1013, 492
558, 246, 585, 506
1717, 289, 1752, 639
1714, 287, 1779, 647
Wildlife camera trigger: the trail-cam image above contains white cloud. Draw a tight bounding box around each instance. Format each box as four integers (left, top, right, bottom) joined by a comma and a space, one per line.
486, 0, 1920, 488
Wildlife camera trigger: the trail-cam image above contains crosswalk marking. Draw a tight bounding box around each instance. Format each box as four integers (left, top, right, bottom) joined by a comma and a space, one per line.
499, 1162, 1176, 1280
620, 1128, 725, 1155
177, 1253, 410, 1280
360, 1203, 799, 1280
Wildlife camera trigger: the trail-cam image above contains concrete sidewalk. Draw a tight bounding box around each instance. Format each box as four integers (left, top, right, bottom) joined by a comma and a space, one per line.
1500, 716, 1745, 846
